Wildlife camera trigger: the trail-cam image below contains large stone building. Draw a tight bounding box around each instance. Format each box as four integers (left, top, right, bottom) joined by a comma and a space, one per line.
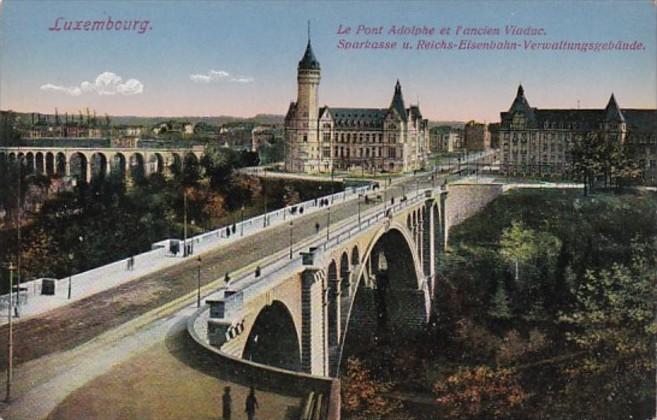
500, 85, 657, 184
285, 38, 429, 174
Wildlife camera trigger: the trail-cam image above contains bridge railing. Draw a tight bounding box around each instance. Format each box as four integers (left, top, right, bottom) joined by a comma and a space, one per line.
185, 184, 376, 255
219, 186, 435, 315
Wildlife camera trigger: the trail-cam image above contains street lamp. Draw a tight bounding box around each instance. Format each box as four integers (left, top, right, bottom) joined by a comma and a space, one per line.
289, 221, 294, 260
357, 194, 362, 225
240, 205, 245, 236
263, 168, 268, 227
183, 190, 188, 257
5, 262, 15, 402
196, 256, 202, 308
326, 207, 331, 241
67, 252, 74, 300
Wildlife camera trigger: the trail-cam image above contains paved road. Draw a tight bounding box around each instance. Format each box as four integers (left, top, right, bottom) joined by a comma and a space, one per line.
0, 172, 440, 419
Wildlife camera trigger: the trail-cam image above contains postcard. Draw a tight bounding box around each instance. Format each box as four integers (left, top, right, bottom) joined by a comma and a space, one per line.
0, 1, 655, 419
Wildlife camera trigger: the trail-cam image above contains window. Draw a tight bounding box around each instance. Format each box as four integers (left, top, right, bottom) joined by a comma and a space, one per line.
303, 135, 307, 142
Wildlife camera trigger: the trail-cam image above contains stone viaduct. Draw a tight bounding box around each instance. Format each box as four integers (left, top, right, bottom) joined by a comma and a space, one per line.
0, 145, 204, 183
190, 182, 503, 384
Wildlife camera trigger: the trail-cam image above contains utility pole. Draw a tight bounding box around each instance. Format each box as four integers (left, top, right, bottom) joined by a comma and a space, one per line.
358, 194, 362, 225
289, 221, 294, 260
67, 253, 74, 299
183, 190, 188, 257
16, 157, 22, 312
326, 207, 331, 241
196, 257, 202, 308
263, 168, 268, 227
5, 262, 15, 402
240, 205, 245, 236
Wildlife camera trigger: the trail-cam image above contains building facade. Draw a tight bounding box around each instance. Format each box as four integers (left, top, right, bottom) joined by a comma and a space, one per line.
463, 121, 490, 151
500, 85, 657, 183
285, 39, 429, 174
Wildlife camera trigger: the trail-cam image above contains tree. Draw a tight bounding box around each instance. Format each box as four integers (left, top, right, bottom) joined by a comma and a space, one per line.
488, 283, 512, 320
557, 253, 657, 419
0, 110, 21, 146
433, 366, 527, 419
341, 357, 400, 419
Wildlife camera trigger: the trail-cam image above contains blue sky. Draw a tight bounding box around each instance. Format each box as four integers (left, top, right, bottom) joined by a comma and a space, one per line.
0, 0, 655, 121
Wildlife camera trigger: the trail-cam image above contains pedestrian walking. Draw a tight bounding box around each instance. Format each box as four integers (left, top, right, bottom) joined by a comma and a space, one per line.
315, 222, 320, 233
222, 386, 232, 419
245, 386, 259, 420
255, 265, 261, 277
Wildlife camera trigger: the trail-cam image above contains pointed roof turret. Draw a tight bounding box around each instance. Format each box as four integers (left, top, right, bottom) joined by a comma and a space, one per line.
508, 84, 534, 120
604, 93, 625, 122
389, 79, 407, 120
298, 22, 320, 71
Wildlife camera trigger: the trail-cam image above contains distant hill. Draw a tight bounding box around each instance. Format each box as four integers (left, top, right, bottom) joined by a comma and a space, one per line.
4, 110, 285, 127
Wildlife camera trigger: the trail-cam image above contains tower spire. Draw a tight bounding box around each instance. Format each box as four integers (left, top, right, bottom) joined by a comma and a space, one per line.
307, 20, 310, 43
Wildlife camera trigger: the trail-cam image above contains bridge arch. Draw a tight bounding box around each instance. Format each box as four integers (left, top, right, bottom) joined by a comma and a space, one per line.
147, 152, 164, 175
69, 152, 88, 183
350, 246, 359, 266
45, 152, 55, 175
35, 152, 44, 174
91, 152, 108, 180
339, 223, 428, 373
25, 152, 35, 174
169, 153, 182, 175
339, 251, 350, 295
327, 260, 340, 348
242, 300, 301, 372
129, 152, 146, 181
110, 153, 127, 181
55, 152, 66, 175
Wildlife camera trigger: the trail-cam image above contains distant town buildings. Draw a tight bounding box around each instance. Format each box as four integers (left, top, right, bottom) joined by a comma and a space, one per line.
251, 125, 279, 152
463, 121, 491, 151
429, 126, 463, 153
285, 36, 429, 174
499, 85, 657, 183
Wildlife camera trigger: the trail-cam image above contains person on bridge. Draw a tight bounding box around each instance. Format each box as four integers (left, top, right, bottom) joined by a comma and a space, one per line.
315, 222, 320, 233
222, 386, 232, 419
245, 386, 259, 420
255, 266, 261, 277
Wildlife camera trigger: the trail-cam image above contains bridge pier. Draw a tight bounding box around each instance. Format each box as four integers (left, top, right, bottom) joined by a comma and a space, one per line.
301, 268, 329, 376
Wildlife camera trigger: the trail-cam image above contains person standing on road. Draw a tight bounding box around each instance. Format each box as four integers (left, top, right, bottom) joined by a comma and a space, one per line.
222, 386, 232, 419
315, 222, 320, 233
245, 386, 259, 420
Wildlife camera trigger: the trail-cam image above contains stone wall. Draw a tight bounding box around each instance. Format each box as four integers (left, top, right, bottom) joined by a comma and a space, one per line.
445, 184, 504, 236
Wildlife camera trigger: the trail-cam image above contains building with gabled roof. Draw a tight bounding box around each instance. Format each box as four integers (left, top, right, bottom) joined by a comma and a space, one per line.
284, 36, 428, 174
499, 85, 657, 184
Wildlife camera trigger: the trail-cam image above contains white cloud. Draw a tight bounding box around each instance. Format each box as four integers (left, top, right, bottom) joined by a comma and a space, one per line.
230, 77, 254, 83
39, 83, 82, 96
190, 69, 253, 83
40, 72, 143, 96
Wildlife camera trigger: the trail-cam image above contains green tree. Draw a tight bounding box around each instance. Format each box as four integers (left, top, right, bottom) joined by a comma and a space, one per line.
557, 251, 656, 419
488, 283, 512, 320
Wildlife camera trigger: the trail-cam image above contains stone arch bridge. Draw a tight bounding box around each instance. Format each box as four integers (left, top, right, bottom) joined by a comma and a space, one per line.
191, 182, 502, 381
0, 146, 204, 183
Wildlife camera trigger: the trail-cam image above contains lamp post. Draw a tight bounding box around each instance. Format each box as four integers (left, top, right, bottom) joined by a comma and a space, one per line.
183, 190, 188, 257
263, 168, 268, 227
357, 194, 362, 225
326, 207, 331, 241
289, 221, 294, 260
196, 256, 202, 308
5, 262, 15, 402
240, 205, 245, 236
67, 252, 74, 300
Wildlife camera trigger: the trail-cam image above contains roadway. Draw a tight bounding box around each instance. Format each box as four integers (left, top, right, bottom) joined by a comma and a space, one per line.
0, 168, 462, 419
